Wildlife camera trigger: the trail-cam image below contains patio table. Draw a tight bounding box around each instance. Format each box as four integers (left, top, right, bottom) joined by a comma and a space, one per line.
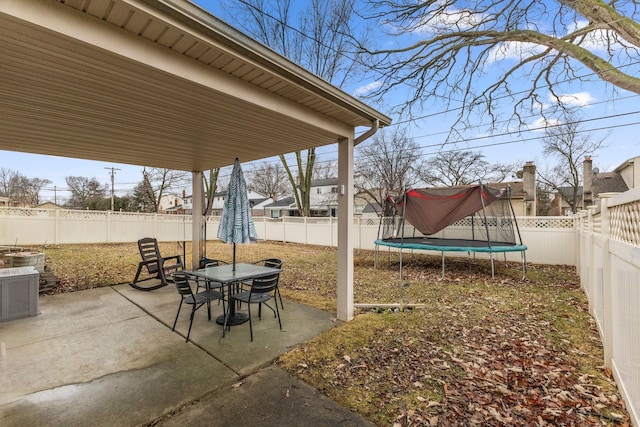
187, 263, 281, 328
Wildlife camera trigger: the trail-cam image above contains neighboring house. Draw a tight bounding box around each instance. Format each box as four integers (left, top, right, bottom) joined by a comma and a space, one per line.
555, 187, 583, 216
555, 156, 637, 215
261, 177, 370, 218
0, 197, 11, 208
263, 197, 297, 218
583, 155, 636, 208
249, 197, 272, 217
182, 194, 193, 214
36, 202, 64, 210
158, 194, 182, 214
309, 177, 369, 217
310, 177, 339, 217
361, 202, 383, 218
615, 155, 640, 189
165, 204, 185, 215
262, 178, 342, 218
182, 190, 272, 216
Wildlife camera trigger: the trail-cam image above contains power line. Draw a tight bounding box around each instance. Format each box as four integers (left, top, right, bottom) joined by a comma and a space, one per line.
201, 118, 640, 183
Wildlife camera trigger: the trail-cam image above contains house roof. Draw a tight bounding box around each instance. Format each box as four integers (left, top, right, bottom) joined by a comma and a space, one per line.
486, 181, 524, 198
264, 197, 296, 208
558, 172, 629, 203
557, 186, 582, 202
311, 178, 339, 187
0, 0, 391, 172
362, 202, 382, 213
592, 172, 629, 195
35, 202, 64, 209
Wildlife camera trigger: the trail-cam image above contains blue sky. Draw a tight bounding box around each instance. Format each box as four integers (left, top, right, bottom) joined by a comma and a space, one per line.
2, 0, 639, 203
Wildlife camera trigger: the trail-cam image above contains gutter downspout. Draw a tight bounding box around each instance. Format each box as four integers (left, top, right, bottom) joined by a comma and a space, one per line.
354, 119, 380, 145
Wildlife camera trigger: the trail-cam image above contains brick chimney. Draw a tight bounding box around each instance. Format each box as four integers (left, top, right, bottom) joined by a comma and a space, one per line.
522, 161, 536, 215
522, 162, 536, 201
583, 156, 593, 208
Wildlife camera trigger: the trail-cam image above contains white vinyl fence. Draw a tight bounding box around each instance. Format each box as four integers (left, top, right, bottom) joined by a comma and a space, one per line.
0, 208, 575, 265
577, 189, 640, 426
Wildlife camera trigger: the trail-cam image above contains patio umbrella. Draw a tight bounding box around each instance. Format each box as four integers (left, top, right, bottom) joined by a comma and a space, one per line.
217, 158, 257, 270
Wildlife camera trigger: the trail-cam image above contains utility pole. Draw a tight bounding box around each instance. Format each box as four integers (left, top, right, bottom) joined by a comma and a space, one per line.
104, 167, 121, 211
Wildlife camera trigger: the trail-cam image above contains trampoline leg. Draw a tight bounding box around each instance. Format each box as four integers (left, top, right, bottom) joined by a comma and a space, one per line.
441, 251, 445, 279
521, 251, 527, 280
490, 253, 495, 280
399, 248, 403, 280
374, 245, 379, 269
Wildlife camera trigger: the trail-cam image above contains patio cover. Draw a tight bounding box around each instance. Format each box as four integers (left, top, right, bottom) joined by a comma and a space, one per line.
0, 0, 391, 321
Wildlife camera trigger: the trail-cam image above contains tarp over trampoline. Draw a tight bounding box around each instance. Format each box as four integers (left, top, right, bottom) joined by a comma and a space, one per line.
393, 186, 506, 236
376, 184, 527, 279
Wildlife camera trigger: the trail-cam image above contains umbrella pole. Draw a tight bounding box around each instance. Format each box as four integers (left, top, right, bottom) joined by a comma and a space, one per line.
232, 243, 236, 271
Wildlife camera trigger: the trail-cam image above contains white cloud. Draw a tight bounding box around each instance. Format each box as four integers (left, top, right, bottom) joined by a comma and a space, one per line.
354, 81, 382, 97
487, 41, 548, 63
549, 91, 596, 107
411, 5, 486, 35
566, 19, 613, 52
529, 117, 562, 132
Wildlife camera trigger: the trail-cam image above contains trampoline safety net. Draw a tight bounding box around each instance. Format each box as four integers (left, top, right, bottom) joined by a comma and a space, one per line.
380, 184, 522, 246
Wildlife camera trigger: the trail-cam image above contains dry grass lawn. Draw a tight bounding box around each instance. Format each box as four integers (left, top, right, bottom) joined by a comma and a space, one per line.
39, 241, 630, 426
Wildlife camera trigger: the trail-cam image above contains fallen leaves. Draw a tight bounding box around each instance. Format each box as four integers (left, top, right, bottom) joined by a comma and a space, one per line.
278, 258, 631, 426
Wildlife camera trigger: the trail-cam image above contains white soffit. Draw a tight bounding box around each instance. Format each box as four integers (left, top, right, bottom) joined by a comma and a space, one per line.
0, 0, 391, 171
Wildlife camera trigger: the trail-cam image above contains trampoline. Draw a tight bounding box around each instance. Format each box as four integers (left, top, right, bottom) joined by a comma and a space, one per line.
375, 184, 528, 279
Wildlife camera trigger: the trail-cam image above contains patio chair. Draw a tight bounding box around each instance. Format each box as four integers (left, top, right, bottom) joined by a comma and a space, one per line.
196, 258, 228, 294
172, 272, 224, 343
130, 237, 183, 291
199, 257, 228, 269
251, 258, 284, 309
229, 272, 282, 341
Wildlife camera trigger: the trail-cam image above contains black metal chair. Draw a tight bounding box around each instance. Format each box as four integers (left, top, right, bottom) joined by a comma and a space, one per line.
199, 258, 229, 269
249, 258, 284, 309
196, 258, 228, 293
131, 237, 183, 291
229, 272, 282, 341
171, 272, 224, 343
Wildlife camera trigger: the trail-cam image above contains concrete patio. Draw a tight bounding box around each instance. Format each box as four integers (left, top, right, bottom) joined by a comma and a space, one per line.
0, 284, 372, 426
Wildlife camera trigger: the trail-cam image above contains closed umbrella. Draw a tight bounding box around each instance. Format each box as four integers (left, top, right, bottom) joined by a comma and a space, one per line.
217, 158, 257, 270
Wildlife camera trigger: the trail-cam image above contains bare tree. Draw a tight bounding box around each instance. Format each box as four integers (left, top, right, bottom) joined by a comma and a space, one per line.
536, 185, 557, 216
537, 113, 606, 214
222, 0, 364, 216
134, 168, 189, 213
248, 161, 289, 201
0, 168, 51, 206
361, 0, 640, 131
355, 127, 422, 213
65, 176, 107, 209
313, 158, 338, 180
0, 167, 13, 196
203, 168, 220, 216
420, 150, 517, 187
